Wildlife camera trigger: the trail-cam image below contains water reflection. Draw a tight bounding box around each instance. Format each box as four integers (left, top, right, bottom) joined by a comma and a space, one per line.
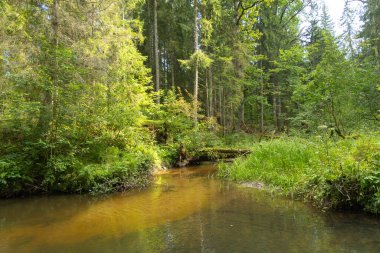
0, 164, 380, 253
0, 165, 225, 253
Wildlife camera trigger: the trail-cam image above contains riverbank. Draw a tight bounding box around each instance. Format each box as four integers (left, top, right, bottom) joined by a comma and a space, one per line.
2, 133, 379, 209
0, 129, 243, 198
218, 136, 380, 214
0, 146, 160, 197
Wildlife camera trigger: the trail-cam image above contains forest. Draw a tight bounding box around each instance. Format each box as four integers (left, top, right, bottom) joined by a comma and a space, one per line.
0, 0, 379, 213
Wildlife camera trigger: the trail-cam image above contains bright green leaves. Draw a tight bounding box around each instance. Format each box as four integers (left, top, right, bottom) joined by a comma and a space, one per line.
180, 50, 213, 70
0, 0, 156, 196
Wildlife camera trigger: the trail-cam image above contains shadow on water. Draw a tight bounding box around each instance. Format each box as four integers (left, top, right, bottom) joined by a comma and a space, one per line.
1, 164, 380, 253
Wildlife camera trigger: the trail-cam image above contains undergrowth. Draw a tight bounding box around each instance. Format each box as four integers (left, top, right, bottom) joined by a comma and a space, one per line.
218, 135, 380, 214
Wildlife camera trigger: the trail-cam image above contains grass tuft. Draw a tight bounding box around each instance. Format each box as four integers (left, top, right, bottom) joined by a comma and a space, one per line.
219, 136, 380, 213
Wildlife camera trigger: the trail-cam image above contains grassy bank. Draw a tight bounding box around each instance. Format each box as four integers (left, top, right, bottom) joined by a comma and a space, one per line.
218, 136, 380, 214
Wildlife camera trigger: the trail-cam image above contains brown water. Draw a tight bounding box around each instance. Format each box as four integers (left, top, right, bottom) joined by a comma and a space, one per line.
1, 164, 380, 253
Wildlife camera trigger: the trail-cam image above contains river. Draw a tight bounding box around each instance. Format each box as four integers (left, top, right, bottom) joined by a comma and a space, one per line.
1, 164, 380, 252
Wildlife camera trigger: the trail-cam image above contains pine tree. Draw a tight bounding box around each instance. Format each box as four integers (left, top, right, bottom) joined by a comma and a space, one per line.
340, 0, 357, 56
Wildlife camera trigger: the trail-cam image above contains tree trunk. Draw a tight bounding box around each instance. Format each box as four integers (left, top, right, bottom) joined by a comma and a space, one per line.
148, 0, 153, 70
240, 100, 245, 129
375, 45, 380, 71
260, 76, 264, 133
219, 86, 222, 125
260, 57, 264, 133
222, 88, 226, 136
273, 95, 278, 131
153, 0, 160, 103
209, 67, 213, 117
171, 53, 175, 89
193, 0, 199, 122
205, 70, 209, 117
52, 0, 59, 118
278, 96, 282, 130
164, 46, 168, 87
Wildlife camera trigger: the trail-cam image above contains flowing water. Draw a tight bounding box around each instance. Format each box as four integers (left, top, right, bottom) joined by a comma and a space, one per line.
1, 164, 380, 253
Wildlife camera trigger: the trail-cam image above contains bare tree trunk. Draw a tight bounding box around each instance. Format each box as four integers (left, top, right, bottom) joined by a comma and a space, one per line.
260, 78, 264, 133
236, 97, 246, 131
205, 70, 209, 117
375, 46, 380, 71
241, 100, 245, 128
147, 0, 153, 70
219, 86, 222, 129
194, 62, 199, 121
209, 67, 213, 117
231, 102, 234, 131
193, 0, 199, 122
164, 46, 168, 87
273, 95, 278, 131
214, 83, 217, 119
330, 98, 345, 138
259, 48, 264, 133
121, 2, 125, 27
278, 96, 282, 130
52, 0, 59, 119
222, 88, 226, 136
171, 53, 175, 89
154, 0, 160, 103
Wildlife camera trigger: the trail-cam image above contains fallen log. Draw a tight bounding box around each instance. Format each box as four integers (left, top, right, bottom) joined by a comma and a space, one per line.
176, 147, 252, 167
199, 148, 252, 157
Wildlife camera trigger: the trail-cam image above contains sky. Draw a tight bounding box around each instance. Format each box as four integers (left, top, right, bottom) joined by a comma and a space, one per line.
308, 0, 363, 36
325, 0, 345, 31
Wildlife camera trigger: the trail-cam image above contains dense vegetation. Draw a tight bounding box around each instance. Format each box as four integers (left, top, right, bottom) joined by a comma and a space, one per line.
0, 0, 379, 209
219, 135, 380, 213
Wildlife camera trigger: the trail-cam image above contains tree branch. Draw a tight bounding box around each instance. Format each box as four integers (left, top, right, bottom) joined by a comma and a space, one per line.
236, 0, 261, 25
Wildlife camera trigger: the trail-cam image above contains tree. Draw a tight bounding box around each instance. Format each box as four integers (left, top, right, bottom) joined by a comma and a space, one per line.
340, 0, 358, 56
153, 0, 160, 103
254, 0, 304, 132
359, 0, 380, 70
0, 0, 154, 195
193, 0, 199, 122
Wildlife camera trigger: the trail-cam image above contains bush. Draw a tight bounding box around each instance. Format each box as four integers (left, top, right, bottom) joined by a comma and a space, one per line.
54, 146, 157, 194
0, 143, 158, 197
0, 158, 30, 197
305, 140, 380, 213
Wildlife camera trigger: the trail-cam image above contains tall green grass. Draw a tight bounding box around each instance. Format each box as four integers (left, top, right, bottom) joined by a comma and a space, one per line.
219, 138, 319, 194
218, 136, 380, 213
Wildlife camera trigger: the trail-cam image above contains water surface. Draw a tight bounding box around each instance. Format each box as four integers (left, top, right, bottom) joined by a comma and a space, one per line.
1, 165, 380, 252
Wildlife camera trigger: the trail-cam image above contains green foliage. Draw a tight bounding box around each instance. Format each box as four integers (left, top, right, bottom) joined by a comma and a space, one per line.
304, 136, 380, 213
149, 89, 221, 164
179, 50, 213, 70
0, 145, 157, 197
0, 158, 32, 197
292, 31, 376, 134
219, 136, 380, 213
221, 133, 260, 148
0, 0, 156, 197
69, 147, 155, 194
219, 137, 317, 195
